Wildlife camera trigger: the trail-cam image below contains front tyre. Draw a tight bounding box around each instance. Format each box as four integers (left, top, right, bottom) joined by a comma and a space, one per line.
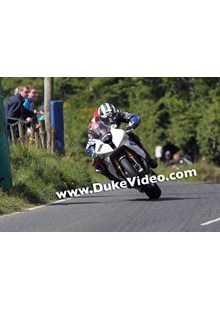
120, 158, 161, 199
146, 183, 161, 199
120, 158, 140, 179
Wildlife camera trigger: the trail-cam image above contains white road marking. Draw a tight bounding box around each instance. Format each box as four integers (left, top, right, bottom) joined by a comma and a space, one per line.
27, 205, 48, 211
201, 217, 220, 226
1, 192, 105, 219
51, 198, 72, 204
27, 197, 72, 211
1, 190, 112, 218
0, 198, 73, 219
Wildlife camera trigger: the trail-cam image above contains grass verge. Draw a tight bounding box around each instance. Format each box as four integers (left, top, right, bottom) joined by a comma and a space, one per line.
0, 145, 92, 215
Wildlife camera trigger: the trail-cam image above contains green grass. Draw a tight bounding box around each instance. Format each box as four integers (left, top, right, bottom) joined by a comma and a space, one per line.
192, 161, 220, 183
0, 145, 92, 215
157, 160, 220, 183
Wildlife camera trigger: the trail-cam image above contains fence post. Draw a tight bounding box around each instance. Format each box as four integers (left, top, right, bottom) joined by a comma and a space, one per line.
0, 80, 13, 190
10, 125, 17, 144
18, 122, 25, 144
39, 120, 46, 148
27, 115, 37, 145
34, 128, 40, 148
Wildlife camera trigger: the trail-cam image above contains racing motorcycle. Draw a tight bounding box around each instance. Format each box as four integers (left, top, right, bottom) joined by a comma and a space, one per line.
93, 124, 161, 199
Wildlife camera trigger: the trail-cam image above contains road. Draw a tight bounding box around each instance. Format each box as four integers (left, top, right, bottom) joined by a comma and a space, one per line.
0, 182, 220, 231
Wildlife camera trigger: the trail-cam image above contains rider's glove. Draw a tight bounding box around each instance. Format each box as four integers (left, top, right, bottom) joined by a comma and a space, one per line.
124, 120, 136, 133
124, 125, 134, 133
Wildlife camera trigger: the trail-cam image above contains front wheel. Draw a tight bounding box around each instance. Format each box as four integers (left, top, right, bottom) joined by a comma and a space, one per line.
145, 183, 161, 199
119, 157, 161, 199
120, 157, 140, 179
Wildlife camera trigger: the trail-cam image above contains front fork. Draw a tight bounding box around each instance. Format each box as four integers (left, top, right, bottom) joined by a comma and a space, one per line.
112, 147, 149, 179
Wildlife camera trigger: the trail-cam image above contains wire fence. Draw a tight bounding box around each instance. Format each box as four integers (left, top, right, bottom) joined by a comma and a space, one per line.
7, 117, 55, 151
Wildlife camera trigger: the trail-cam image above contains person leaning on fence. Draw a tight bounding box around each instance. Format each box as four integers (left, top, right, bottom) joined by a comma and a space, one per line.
5, 85, 38, 141
5, 85, 37, 124
23, 85, 38, 113
23, 85, 39, 134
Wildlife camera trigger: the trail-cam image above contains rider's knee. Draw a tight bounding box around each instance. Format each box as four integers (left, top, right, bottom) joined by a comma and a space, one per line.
86, 145, 95, 157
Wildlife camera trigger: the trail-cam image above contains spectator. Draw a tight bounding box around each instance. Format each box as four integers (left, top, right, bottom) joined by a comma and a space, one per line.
23, 85, 38, 127
23, 85, 38, 112
169, 153, 193, 169
164, 150, 172, 167
5, 85, 36, 124
14, 87, 18, 95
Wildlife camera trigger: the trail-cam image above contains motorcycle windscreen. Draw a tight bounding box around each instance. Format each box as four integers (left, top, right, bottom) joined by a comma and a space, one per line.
90, 122, 111, 139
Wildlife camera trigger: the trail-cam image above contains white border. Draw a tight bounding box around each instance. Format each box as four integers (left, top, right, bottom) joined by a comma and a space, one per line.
1, 0, 220, 76
1, 1, 220, 309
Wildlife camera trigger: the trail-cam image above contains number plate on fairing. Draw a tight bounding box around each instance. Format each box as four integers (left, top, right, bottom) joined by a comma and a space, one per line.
97, 144, 103, 152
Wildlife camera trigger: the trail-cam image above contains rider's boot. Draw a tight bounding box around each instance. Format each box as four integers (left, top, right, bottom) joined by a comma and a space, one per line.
141, 147, 158, 169
128, 133, 158, 169
146, 156, 158, 169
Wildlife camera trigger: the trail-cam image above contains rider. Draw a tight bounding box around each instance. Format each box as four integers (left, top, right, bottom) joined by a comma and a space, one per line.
86, 103, 158, 180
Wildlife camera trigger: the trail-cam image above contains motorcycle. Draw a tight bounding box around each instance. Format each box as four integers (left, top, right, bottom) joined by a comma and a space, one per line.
93, 124, 161, 199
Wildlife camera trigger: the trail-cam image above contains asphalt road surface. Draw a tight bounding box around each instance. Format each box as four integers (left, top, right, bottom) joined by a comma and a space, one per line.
0, 182, 220, 231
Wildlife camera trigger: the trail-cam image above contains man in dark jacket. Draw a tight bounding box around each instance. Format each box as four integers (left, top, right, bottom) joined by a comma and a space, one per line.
5, 85, 36, 124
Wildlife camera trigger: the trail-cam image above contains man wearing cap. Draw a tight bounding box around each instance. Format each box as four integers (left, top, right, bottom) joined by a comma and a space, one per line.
164, 150, 172, 167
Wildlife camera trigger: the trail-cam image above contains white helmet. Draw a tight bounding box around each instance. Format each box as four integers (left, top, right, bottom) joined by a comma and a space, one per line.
98, 103, 118, 125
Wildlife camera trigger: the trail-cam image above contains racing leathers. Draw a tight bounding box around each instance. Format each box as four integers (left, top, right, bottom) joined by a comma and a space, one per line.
86, 108, 157, 180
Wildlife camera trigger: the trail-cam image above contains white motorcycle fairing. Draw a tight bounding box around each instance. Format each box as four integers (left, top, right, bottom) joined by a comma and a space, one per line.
94, 128, 147, 180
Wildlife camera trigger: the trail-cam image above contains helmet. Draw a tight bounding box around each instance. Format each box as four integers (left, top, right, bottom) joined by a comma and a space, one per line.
98, 103, 118, 126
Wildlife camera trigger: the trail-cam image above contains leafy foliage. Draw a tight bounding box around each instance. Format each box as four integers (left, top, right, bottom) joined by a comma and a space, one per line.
2, 77, 220, 163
